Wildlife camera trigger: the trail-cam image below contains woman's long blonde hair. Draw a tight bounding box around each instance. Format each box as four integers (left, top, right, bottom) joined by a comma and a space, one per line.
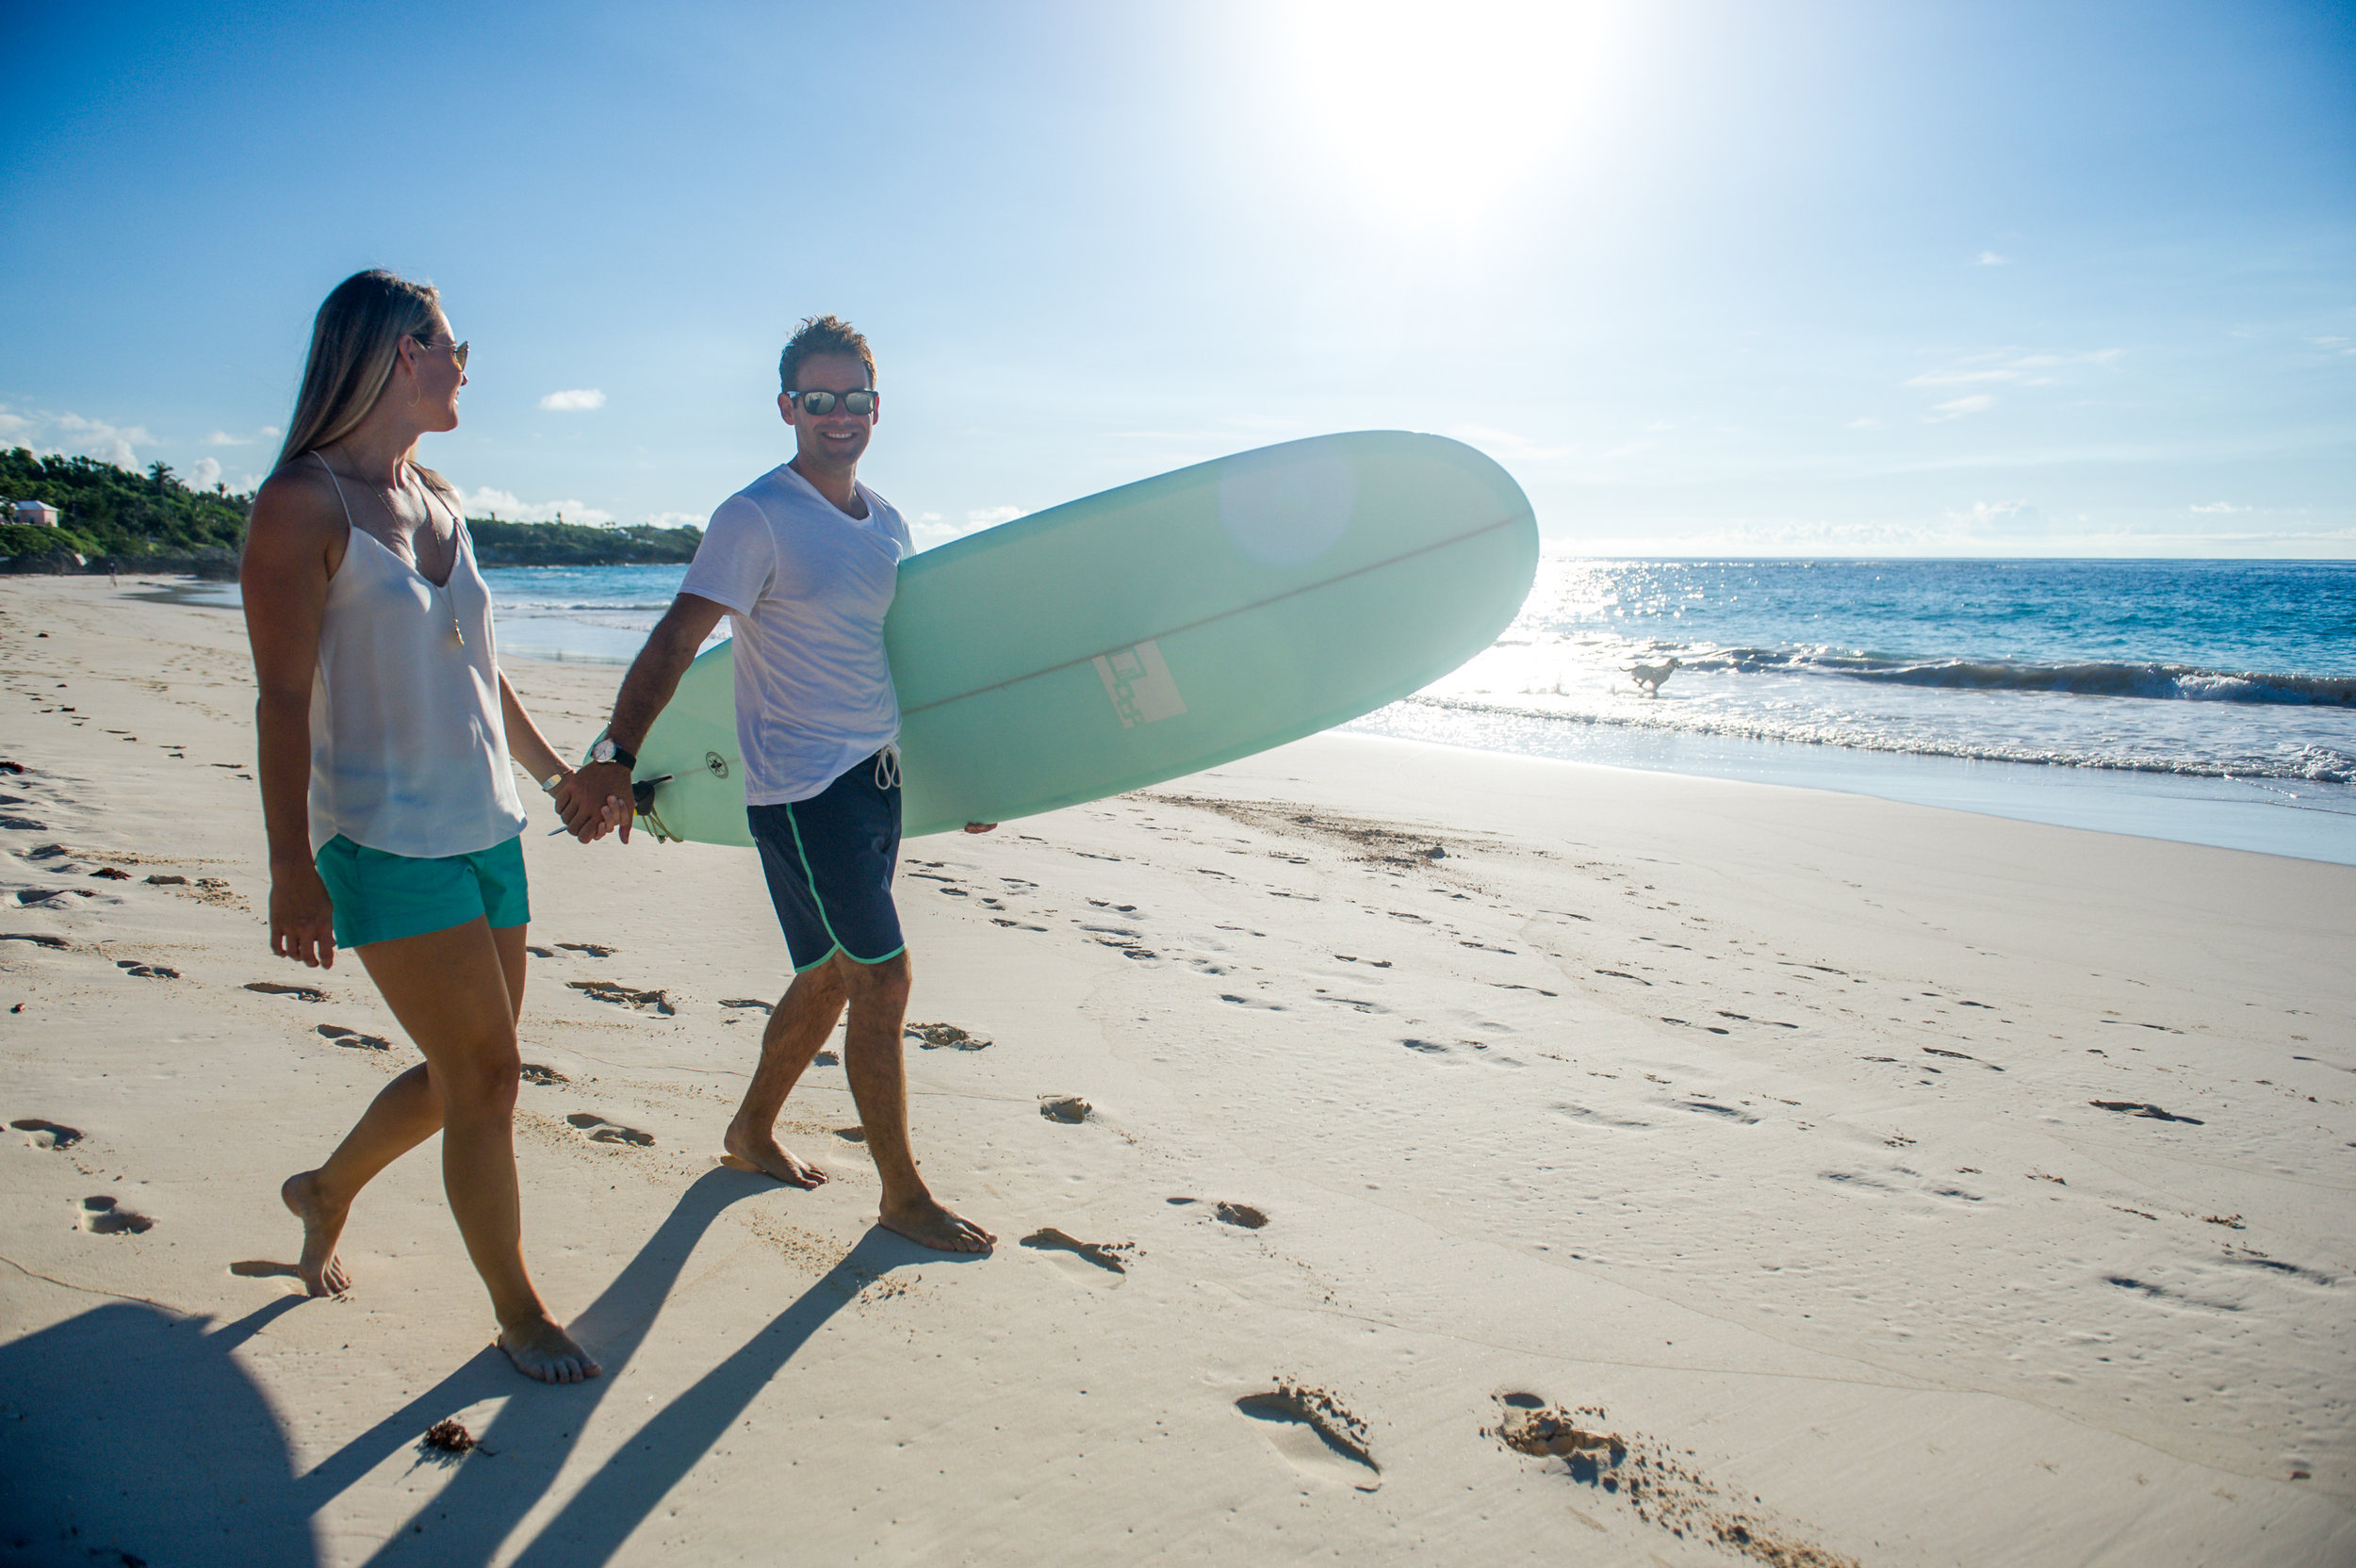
275, 270, 460, 504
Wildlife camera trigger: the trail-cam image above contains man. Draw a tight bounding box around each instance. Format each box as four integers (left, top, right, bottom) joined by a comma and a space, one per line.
555, 315, 994, 1254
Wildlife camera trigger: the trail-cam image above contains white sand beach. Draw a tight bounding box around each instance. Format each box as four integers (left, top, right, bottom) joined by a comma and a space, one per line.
2, 574, 2350, 1567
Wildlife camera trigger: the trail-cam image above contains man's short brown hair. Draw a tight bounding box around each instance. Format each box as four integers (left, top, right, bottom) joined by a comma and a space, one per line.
778, 315, 875, 395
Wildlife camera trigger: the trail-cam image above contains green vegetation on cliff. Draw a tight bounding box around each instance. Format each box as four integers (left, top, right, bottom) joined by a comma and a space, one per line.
1, 447, 698, 566
466, 518, 700, 565
1, 447, 250, 559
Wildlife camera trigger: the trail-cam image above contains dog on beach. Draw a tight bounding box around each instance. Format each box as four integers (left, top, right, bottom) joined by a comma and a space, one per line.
1626, 656, 1681, 697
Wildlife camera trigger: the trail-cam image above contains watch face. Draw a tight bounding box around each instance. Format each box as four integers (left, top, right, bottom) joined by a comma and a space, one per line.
592, 739, 615, 764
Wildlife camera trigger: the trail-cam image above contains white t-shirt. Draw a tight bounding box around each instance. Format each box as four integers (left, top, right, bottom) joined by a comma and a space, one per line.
678, 464, 912, 805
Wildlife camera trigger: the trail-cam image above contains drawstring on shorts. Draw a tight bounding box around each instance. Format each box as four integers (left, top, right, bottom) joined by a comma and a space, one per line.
874, 744, 902, 791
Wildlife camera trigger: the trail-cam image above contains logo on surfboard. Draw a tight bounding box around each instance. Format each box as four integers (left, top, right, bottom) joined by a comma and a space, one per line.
1092, 640, 1187, 729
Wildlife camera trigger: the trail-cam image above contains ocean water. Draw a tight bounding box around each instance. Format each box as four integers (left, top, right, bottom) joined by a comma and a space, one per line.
1343, 558, 2356, 865
158, 557, 2356, 863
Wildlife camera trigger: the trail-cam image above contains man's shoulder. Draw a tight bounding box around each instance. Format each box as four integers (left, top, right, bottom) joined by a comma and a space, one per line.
727, 465, 801, 514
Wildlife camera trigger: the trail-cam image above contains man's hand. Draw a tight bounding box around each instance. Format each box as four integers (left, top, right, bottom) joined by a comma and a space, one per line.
554, 761, 636, 844
962, 823, 997, 835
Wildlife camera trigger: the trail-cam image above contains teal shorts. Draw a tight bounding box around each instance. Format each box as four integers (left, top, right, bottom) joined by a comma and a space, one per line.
314, 833, 531, 950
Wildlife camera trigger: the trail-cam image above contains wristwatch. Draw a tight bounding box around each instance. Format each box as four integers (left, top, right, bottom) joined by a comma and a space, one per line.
590, 737, 637, 771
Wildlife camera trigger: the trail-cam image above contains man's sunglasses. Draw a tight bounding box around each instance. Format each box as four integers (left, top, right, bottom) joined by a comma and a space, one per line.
789, 388, 876, 416
412, 335, 470, 369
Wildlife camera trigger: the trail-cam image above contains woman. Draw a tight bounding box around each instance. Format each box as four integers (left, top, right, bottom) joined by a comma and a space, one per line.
240, 270, 614, 1383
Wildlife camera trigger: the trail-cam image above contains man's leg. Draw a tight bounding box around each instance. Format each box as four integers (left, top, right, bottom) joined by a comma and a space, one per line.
835, 951, 994, 1253
722, 961, 845, 1187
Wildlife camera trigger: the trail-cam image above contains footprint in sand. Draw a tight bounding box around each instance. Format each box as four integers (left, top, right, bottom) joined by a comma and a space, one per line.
566, 979, 674, 1015
1039, 1095, 1091, 1123
77, 1195, 154, 1234
246, 981, 326, 1003
907, 1021, 990, 1051
316, 1023, 390, 1051
519, 1062, 567, 1086
1215, 1201, 1268, 1230
565, 1112, 654, 1147
12, 1118, 82, 1150
115, 959, 178, 978
556, 941, 616, 957
1020, 1227, 1134, 1285
1234, 1385, 1380, 1490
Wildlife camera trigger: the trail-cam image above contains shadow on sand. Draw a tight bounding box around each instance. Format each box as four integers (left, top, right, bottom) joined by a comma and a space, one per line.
0, 1294, 314, 1566
1, 1168, 969, 1567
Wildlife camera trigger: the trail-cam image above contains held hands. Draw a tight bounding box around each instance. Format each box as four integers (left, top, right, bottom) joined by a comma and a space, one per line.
551, 761, 636, 844
269, 862, 336, 970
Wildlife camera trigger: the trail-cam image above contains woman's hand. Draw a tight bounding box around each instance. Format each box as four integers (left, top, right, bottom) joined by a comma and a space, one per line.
553, 761, 635, 843
270, 861, 337, 969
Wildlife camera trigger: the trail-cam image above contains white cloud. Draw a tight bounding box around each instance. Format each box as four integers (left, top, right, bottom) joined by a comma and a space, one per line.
1845, 416, 1883, 430
191, 457, 221, 489
1974, 251, 2011, 266
0, 404, 154, 467
1906, 348, 2123, 393
908, 504, 1027, 553
1906, 368, 2021, 387
1448, 424, 1579, 463
1924, 394, 1997, 422
204, 430, 251, 446
640, 511, 706, 531
458, 486, 615, 526
539, 388, 607, 412
2189, 501, 2246, 514
1945, 498, 2043, 531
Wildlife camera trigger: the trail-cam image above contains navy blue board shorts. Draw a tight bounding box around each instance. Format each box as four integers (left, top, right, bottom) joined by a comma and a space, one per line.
746, 750, 905, 972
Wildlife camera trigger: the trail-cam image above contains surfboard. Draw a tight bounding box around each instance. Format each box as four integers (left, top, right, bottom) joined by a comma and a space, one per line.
618, 431, 1537, 844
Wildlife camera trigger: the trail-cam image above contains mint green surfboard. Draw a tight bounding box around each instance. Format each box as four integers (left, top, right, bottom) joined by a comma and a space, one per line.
622, 431, 1537, 844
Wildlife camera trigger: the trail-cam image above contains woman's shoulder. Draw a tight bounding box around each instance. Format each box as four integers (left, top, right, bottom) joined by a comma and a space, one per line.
248, 458, 349, 543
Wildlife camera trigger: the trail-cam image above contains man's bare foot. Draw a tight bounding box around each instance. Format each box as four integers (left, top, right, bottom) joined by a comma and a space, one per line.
499, 1315, 601, 1383
879, 1195, 994, 1253
280, 1170, 351, 1297
721, 1126, 829, 1188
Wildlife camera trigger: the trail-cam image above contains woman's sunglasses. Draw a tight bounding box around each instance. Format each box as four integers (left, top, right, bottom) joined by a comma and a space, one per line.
789, 388, 876, 416
411, 335, 470, 370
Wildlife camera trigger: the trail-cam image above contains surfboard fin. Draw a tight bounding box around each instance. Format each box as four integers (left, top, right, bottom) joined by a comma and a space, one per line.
631, 774, 679, 843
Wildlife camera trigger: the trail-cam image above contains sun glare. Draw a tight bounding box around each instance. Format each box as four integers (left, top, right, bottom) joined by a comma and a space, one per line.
1282, 0, 1606, 224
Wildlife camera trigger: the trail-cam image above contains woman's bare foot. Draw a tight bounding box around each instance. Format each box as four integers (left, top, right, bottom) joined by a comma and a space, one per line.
721, 1126, 829, 1188
879, 1195, 994, 1253
499, 1315, 601, 1383
281, 1170, 352, 1297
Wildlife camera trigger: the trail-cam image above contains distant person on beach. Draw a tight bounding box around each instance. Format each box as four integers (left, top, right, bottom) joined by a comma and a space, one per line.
553, 314, 996, 1254
239, 270, 612, 1382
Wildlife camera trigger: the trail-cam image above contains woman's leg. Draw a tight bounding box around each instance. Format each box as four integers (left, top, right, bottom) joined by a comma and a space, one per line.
280, 921, 532, 1293
353, 916, 597, 1382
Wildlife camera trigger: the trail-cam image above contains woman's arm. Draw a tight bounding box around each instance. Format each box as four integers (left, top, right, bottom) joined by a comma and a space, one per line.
499, 671, 568, 787
500, 672, 626, 840
239, 471, 341, 968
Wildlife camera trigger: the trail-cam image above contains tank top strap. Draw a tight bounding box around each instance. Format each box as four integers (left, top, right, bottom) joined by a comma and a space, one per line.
312, 450, 356, 529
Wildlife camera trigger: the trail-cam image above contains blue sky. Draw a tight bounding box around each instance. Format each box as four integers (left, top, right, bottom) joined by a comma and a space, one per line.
2, 0, 2349, 556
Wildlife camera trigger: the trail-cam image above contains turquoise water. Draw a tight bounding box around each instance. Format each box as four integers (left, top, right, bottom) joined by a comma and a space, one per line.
160, 557, 2356, 862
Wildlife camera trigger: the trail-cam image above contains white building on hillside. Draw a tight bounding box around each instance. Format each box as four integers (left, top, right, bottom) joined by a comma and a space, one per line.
12, 500, 60, 528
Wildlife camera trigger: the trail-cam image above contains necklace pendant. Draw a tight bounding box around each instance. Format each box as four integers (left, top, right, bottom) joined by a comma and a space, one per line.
453, 620, 466, 647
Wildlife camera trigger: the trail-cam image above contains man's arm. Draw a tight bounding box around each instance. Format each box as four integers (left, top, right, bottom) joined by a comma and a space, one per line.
552, 592, 729, 842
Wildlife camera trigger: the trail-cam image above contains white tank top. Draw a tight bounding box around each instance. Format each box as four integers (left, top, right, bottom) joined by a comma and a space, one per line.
305, 455, 529, 858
